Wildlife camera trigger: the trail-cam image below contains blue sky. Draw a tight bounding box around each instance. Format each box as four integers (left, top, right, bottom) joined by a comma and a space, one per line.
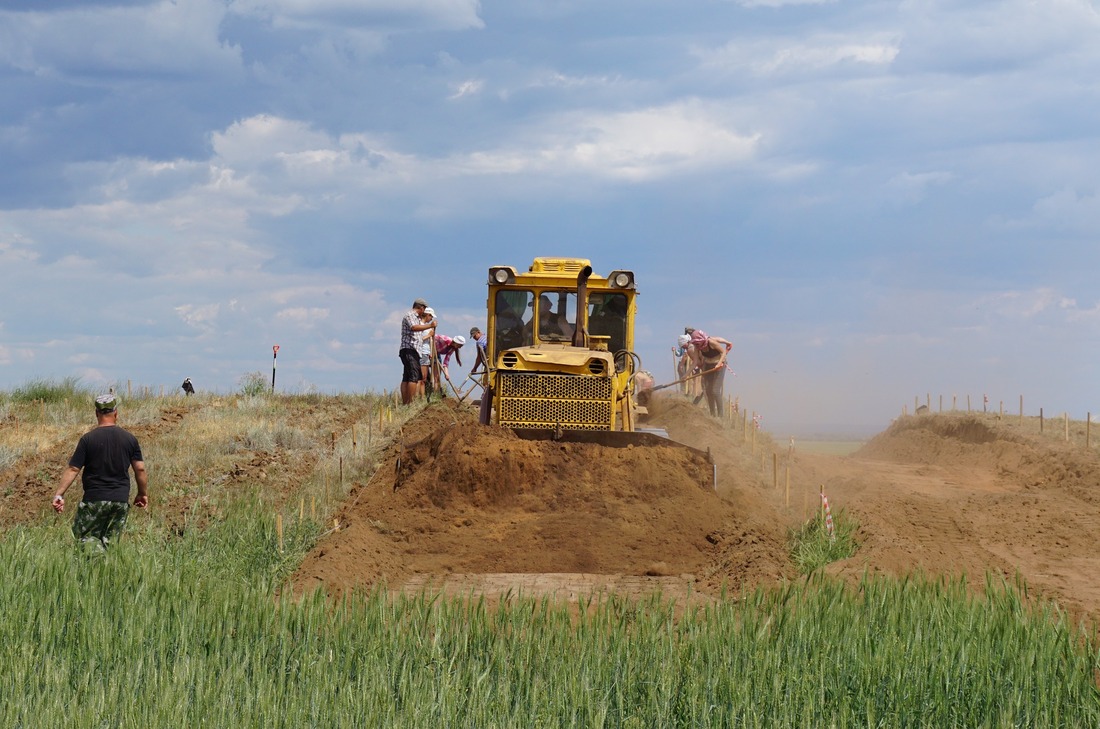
2, 0, 1098, 435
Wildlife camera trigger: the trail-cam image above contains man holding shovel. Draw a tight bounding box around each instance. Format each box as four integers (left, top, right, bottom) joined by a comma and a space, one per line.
400, 298, 436, 405
689, 329, 733, 418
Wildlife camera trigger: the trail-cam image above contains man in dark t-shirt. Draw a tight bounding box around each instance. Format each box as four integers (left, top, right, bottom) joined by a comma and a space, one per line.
52, 393, 149, 551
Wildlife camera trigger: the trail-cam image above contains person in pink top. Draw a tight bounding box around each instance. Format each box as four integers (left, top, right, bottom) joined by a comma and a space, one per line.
689, 329, 733, 417
435, 334, 465, 370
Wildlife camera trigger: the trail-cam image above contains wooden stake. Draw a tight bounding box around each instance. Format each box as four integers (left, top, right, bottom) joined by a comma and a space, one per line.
772, 452, 778, 490
351, 423, 357, 453
939, 394, 943, 413
785, 465, 790, 508
333, 518, 340, 532
276, 514, 284, 553
952, 394, 957, 411
311, 496, 316, 520
1086, 412, 1091, 448
299, 498, 303, 521
1064, 412, 1069, 442
331, 431, 336, 452
967, 394, 971, 413
1040, 407, 1044, 433
1019, 395, 1023, 424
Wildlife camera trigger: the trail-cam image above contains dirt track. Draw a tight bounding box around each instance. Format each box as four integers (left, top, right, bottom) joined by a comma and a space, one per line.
293, 398, 1100, 623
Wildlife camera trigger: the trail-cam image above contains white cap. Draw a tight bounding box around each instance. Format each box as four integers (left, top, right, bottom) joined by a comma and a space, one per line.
677, 334, 690, 347
423, 307, 435, 317
453, 335, 466, 346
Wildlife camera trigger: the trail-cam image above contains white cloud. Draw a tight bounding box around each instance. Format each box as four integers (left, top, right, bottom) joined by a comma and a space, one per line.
452, 101, 760, 182
895, 0, 1100, 73
276, 307, 331, 327
228, 0, 483, 32
449, 79, 484, 99
697, 34, 899, 76
1030, 188, 1100, 232
884, 170, 953, 205
0, 0, 241, 76
175, 303, 221, 331
733, 0, 834, 7
979, 288, 1089, 320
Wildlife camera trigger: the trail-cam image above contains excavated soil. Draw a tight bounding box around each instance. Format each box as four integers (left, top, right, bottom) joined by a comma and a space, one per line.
293, 398, 796, 604
293, 401, 1100, 623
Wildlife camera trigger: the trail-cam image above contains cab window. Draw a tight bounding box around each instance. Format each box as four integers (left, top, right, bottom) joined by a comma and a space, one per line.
587, 292, 628, 352
493, 290, 533, 351
537, 291, 576, 343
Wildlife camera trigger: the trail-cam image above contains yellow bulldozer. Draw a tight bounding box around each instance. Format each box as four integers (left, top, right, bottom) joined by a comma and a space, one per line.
476, 258, 716, 483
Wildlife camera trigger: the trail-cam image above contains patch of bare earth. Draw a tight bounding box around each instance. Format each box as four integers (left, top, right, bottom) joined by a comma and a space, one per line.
804, 413, 1100, 623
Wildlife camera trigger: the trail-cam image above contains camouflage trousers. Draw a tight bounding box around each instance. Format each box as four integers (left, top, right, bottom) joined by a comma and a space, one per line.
72, 500, 130, 552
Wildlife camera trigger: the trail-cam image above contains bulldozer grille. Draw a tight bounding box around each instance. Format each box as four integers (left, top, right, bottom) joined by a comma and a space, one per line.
497, 372, 613, 430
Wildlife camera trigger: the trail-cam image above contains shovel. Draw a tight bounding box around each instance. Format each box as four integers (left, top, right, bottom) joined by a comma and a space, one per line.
649, 365, 722, 394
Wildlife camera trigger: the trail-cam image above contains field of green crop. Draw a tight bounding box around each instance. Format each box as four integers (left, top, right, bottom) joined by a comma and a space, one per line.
1, 381, 1098, 726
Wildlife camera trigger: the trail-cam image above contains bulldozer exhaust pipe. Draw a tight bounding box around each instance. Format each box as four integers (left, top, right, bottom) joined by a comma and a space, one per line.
572, 264, 593, 348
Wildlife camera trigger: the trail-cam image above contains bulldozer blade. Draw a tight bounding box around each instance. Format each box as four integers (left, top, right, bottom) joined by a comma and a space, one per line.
510, 428, 716, 490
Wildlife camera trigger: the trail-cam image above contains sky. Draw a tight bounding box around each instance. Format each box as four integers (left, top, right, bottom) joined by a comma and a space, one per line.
1, 0, 1098, 436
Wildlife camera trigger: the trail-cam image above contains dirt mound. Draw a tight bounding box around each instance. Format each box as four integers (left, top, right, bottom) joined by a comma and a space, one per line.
856, 413, 1100, 502
857, 414, 1026, 467
294, 396, 797, 598
808, 412, 1100, 622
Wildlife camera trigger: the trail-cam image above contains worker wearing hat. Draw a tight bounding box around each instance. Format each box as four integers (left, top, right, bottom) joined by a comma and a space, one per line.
689, 329, 733, 417
52, 393, 149, 552
400, 297, 437, 404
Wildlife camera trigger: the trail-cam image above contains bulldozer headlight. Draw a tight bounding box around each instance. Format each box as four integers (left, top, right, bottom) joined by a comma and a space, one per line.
490, 267, 515, 284
609, 270, 634, 289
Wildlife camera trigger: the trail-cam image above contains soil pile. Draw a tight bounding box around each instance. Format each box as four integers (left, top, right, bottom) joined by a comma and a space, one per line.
294, 397, 797, 598
809, 412, 1100, 621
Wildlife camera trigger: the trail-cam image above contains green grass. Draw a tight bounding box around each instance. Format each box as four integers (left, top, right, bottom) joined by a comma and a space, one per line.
790, 506, 860, 573
1, 521, 1096, 727
6, 376, 90, 404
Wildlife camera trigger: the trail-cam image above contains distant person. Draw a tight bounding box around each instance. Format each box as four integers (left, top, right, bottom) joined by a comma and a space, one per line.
689, 329, 733, 417
418, 307, 439, 400
181, 377, 195, 396
52, 393, 149, 552
469, 327, 488, 371
399, 298, 436, 405
672, 333, 693, 395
